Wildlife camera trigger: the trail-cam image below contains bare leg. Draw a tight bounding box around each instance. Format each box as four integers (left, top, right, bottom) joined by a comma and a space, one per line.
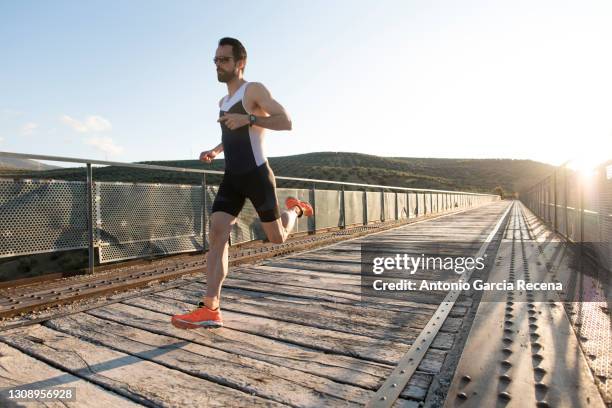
260, 206, 302, 244
204, 211, 236, 310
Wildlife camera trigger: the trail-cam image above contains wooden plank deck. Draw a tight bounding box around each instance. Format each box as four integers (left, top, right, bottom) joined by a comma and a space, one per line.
0, 201, 512, 407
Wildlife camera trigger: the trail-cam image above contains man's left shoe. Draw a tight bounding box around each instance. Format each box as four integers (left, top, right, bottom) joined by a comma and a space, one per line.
171, 302, 223, 329
285, 196, 314, 217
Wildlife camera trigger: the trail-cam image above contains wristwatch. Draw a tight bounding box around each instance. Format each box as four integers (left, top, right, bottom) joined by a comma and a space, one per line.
248, 114, 257, 127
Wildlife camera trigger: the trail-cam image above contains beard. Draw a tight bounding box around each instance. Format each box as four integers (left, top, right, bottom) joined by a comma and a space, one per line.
217, 68, 237, 83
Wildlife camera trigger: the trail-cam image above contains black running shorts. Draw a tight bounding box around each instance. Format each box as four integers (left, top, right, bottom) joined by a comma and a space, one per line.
211, 161, 281, 222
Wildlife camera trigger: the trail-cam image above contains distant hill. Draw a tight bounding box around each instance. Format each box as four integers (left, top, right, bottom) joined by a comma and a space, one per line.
0, 157, 61, 171
0, 152, 555, 195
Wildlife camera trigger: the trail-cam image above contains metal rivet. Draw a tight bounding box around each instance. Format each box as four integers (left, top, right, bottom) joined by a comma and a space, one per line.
499, 374, 511, 382
535, 382, 548, 391
462, 375, 471, 382
498, 391, 511, 401
501, 360, 512, 368
457, 392, 468, 400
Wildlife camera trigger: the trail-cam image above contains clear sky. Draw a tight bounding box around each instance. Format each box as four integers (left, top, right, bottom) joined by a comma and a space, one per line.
1, 0, 611, 168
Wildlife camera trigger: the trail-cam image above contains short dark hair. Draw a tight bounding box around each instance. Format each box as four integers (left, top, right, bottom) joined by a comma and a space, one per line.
218, 37, 247, 62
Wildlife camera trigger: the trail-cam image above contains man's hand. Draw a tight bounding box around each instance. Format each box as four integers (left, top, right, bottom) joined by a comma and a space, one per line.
217, 112, 249, 130
199, 150, 217, 163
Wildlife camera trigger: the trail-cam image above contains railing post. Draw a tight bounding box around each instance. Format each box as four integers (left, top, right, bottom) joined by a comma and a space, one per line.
406, 192, 410, 218
86, 163, 95, 275
364, 188, 368, 225
381, 188, 385, 222
340, 184, 346, 229
564, 165, 569, 240
202, 173, 207, 251
553, 170, 558, 232
580, 176, 584, 244
311, 182, 316, 233
395, 191, 399, 220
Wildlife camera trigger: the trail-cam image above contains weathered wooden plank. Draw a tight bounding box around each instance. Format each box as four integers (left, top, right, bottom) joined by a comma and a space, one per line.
212, 278, 464, 346
44, 313, 377, 407
222, 266, 448, 306
86, 303, 433, 401
290, 243, 483, 263
262, 259, 363, 274
209, 274, 459, 316
123, 294, 447, 373
259, 259, 479, 285
159, 286, 461, 342
0, 325, 285, 407
252, 263, 465, 283
0, 342, 143, 407
161, 287, 428, 341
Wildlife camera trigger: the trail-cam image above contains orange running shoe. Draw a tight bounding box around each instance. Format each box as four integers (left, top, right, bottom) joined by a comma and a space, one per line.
285, 196, 314, 217
171, 302, 223, 329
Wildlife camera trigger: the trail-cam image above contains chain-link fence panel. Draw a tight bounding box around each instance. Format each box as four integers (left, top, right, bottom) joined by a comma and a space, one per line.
397, 192, 408, 219
314, 189, 342, 229
366, 191, 382, 223
416, 192, 425, 216
598, 164, 612, 270
344, 190, 365, 226
383, 192, 396, 221
0, 179, 89, 258
408, 192, 418, 218
424, 192, 431, 214
97, 182, 203, 263
583, 184, 599, 243
522, 161, 612, 272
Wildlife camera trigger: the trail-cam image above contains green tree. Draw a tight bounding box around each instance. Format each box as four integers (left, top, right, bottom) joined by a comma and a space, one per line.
493, 185, 505, 198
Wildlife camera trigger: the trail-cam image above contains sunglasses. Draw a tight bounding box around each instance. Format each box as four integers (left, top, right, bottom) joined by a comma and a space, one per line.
213, 56, 233, 64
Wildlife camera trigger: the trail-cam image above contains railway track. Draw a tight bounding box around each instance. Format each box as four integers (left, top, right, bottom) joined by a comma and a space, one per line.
0, 210, 462, 324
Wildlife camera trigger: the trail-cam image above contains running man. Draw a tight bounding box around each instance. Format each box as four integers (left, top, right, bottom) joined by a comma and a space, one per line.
171, 37, 313, 329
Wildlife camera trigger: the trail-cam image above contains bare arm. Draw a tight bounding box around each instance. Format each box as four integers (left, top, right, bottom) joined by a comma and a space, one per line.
217, 82, 292, 131
212, 142, 223, 154
248, 82, 292, 131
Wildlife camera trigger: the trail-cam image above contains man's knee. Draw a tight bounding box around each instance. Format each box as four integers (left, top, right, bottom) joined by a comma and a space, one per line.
209, 220, 232, 246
